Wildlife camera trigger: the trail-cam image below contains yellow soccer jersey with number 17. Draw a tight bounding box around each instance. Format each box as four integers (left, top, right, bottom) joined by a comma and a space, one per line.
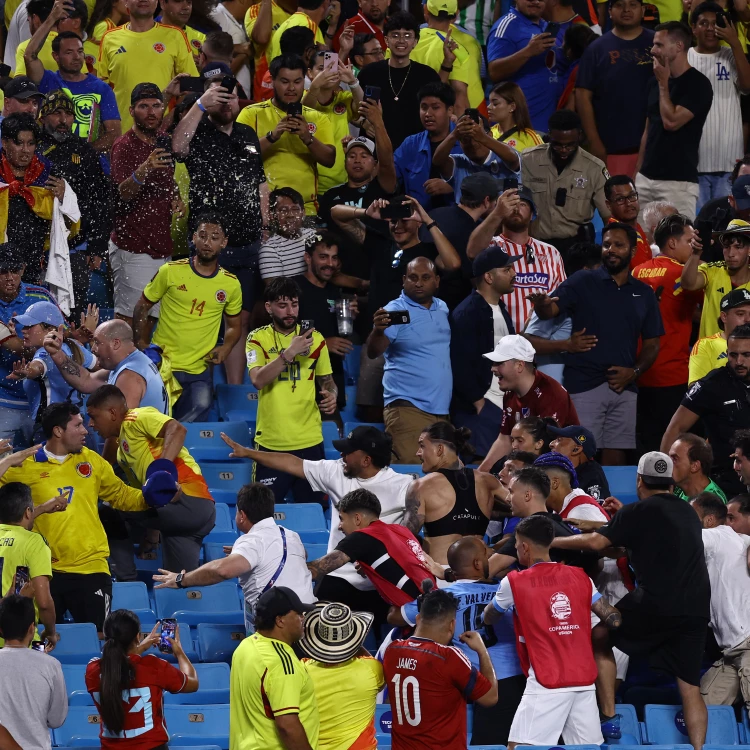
246, 324, 332, 451
144, 258, 242, 374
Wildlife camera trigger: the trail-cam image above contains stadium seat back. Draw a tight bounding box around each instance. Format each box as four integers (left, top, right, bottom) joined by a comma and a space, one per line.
112, 581, 151, 612
322, 421, 340, 449
344, 421, 384, 436
166, 704, 230, 750
53, 706, 102, 746
62, 664, 93, 706
389, 464, 422, 476
297, 530, 330, 545
165, 663, 231, 704
603, 466, 638, 497
154, 581, 243, 625
44, 623, 100, 663
644, 704, 739, 744
304, 543, 328, 559
212, 503, 234, 531
199, 462, 252, 504
197, 622, 247, 663
614, 703, 642, 744
184, 422, 250, 462
215, 384, 258, 421
273, 503, 326, 532
204, 542, 229, 562
344, 345, 362, 384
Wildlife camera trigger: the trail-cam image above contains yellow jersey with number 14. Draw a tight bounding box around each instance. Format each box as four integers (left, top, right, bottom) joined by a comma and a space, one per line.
246, 324, 332, 451
144, 258, 242, 374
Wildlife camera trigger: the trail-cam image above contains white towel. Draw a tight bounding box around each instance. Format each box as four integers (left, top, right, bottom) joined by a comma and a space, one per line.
45, 179, 80, 316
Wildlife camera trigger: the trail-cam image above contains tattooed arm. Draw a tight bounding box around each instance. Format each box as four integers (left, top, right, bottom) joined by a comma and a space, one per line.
42, 326, 108, 394
592, 597, 622, 629
307, 550, 351, 580
402, 480, 426, 535
315, 374, 338, 415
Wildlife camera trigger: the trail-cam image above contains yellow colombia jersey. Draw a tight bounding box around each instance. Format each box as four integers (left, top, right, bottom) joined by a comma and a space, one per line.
118, 407, 213, 501
689, 332, 727, 384
92, 18, 119, 44
0, 447, 147, 575
302, 655, 384, 750
266, 11, 324, 69
246, 324, 332, 451
311, 89, 355, 195
244, 0, 293, 90
183, 25, 206, 66
144, 258, 242, 374
237, 100, 334, 214
98, 22, 198, 131
490, 125, 544, 153
697, 262, 750, 338
0, 524, 51, 639
411, 27, 485, 109
230, 632, 320, 750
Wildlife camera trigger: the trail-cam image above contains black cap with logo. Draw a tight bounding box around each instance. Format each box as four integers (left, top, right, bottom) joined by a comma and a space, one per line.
254, 586, 315, 622
332, 426, 393, 464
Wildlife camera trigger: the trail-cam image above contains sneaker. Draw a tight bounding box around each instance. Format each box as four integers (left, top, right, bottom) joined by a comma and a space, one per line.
600, 714, 622, 740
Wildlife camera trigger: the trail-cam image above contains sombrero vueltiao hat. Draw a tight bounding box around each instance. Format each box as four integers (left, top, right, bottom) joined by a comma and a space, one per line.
299, 602, 374, 664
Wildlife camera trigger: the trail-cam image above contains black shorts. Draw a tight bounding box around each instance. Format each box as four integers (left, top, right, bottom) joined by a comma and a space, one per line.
50, 571, 112, 632
610, 595, 708, 686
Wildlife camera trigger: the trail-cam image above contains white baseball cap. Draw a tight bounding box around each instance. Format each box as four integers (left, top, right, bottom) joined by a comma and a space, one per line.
482, 334, 536, 363
637, 451, 674, 487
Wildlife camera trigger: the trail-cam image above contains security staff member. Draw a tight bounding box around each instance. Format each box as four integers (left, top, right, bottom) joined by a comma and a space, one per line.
521, 110, 610, 265
662, 323, 750, 497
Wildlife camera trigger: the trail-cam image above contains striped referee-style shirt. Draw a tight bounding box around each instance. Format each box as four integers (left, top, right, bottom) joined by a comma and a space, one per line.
259, 227, 317, 281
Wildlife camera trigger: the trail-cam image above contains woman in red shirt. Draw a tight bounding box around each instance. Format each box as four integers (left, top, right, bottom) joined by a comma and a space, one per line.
85, 610, 199, 749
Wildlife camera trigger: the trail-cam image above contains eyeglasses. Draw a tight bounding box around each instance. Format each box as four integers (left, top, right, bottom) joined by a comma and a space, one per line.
611, 192, 639, 205
277, 206, 303, 216
548, 140, 578, 152
363, 47, 384, 57
387, 32, 415, 41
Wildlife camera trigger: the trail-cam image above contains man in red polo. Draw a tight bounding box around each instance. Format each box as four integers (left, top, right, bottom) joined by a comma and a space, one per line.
605, 175, 652, 269
479, 335, 579, 471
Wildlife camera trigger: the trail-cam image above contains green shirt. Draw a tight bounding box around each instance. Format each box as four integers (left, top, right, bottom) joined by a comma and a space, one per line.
674, 479, 728, 503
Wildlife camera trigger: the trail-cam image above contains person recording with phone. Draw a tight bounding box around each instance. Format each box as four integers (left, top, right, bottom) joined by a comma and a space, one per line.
246, 277, 336, 503
367, 256, 452, 463
85, 609, 198, 749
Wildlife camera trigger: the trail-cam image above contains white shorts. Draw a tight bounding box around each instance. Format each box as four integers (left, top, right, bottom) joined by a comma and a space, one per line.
508, 686, 604, 746
614, 646, 630, 682
108, 240, 167, 318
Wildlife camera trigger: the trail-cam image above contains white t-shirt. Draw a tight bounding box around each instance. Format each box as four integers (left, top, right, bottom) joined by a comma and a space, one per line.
702, 525, 750, 650
484, 302, 509, 407
493, 561, 599, 693
303, 459, 414, 589
561, 489, 609, 522
688, 47, 744, 173
208, 3, 252, 97
231, 516, 316, 629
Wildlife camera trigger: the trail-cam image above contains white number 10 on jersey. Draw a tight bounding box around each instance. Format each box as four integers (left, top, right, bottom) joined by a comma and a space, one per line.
390, 674, 422, 727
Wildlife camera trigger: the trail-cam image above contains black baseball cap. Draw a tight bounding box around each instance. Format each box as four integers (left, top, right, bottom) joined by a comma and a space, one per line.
333, 425, 393, 463
4, 76, 44, 101
0, 242, 24, 272
131, 82, 163, 105
721, 288, 750, 311
254, 586, 315, 621
460, 173, 501, 203
547, 425, 597, 459
472, 246, 522, 277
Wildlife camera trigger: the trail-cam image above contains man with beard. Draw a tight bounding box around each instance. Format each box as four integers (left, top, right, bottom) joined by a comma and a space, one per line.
662, 324, 750, 496
131, 212, 242, 422
332, 0, 387, 52
172, 63, 267, 386
467, 185, 567, 333
522, 110, 610, 264
25, 0, 121, 152
237, 53, 335, 215
244, 277, 336, 503
530, 223, 663, 466
109, 83, 185, 328
220, 424, 414, 625
37, 90, 110, 318
605, 175, 652, 269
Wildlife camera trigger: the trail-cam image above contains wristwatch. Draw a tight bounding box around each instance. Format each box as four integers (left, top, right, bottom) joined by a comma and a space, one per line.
266, 130, 278, 144
175, 571, 186, 588
633, 366, 642, 379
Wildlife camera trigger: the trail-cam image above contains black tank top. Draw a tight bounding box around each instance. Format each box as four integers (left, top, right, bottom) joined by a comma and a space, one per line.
423, 468, 490, 538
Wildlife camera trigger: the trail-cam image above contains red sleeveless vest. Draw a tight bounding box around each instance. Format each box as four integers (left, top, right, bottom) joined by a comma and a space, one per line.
508, 562, 598, 689
357, 520, 437, 606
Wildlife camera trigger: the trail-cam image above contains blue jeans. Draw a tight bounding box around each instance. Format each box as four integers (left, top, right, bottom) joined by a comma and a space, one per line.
698, 172, 731, 214
0, 406, 33, 447
172, 369, 213, 423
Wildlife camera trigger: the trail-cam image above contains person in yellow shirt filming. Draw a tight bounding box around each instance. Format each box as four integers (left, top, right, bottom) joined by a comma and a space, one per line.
86, 384, 216, 580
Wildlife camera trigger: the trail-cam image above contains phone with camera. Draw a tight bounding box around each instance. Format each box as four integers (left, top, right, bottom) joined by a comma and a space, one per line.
716, 10, 727, 26
221, 75, 237, 93
323, 51, 338, 72
179, 76, 204, 93
300, 320, 314, 335
364, 85, 381, 104
31, 641, 46, 652
155, 134, 172, 152
504, 177, 519, 191
14, 565, 29, 594
465, 108, 481, 124
381, 202, 412, 220
159, 618, 177, 654
287, 101, 303, 119
545, 22, 560, 37
388, 310, 411, 325
695, 219, 713, 251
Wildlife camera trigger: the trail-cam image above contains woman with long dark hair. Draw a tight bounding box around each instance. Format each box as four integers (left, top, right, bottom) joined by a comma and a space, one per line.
85, 610, 198, 748
509, 416, 556, 455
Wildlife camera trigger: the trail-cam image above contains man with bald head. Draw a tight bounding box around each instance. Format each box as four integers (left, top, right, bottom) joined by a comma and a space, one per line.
388, 535, 525, 745
42, 318, 169, 413
367, 256, 452, 462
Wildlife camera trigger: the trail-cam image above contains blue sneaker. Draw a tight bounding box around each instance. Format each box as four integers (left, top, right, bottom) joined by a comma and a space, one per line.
600, 714, 622, 740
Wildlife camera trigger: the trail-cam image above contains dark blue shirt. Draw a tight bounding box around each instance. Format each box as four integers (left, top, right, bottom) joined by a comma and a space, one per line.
552, 267, 664, 394
575, 29, 654, 154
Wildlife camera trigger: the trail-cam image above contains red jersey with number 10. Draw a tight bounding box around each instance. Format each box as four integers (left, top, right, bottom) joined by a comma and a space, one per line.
383, 636, 492, 750
85, 653, 187, 749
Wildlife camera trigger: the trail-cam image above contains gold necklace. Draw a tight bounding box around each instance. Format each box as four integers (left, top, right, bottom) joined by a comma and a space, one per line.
388, 62, 411, 101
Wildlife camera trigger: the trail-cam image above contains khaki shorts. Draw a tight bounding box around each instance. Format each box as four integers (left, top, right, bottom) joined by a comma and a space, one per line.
701, 637, 750, 708
384, 403, 449, 465
109, 240, 167, 318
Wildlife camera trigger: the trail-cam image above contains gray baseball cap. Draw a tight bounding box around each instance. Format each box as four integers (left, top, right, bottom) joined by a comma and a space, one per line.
637, 451, 674, 487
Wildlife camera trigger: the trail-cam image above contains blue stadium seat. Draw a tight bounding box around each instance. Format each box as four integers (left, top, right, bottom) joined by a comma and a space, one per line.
197, 622, 246, 663
112, 581, 154, 618
213, 364, 227, 386
322, 421, 340, 450
215, 384, 258, 421
165, 663, 231, 704
344, 421, 384, 436
213, 503, 234, 532
135, 619, 201, 664
603, 466, 638, 498
390, 464, 423, 476
609, 703, 642, 744
61, 665, 93, 706
512, 747, 600, 750
204, 542, 229, 562
202, 529, 240, 547
41, 623, 100, 663
274, 503, 326, 532
340, 385, 358, 422
154, 581, 243, 625
742, 708, 750, 743
166, 704, 230, 749
376, 704, 393, 734
184, 422, 251, 463
344, 344, 362, 384
53, 706, 102, 746
304, 543, 328, 559
133, 547, 163, 574
199, 462, 252, 504
643, 705, 739, 745
297, 530, 329, 545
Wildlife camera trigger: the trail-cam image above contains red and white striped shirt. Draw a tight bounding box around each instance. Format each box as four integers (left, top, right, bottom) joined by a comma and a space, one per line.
488, 234, 567, 332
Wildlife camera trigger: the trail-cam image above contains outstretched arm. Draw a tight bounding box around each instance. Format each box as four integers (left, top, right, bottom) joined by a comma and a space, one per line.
221, 433, 306, 477
307, 550, 351, 579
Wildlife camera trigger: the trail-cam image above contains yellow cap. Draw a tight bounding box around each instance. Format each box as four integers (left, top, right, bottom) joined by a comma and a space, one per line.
426, 0, 458, 15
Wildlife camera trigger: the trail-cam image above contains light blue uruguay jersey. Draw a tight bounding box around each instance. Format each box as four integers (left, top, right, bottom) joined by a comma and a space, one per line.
108, 349, 169, 415
401, 579, 523, 680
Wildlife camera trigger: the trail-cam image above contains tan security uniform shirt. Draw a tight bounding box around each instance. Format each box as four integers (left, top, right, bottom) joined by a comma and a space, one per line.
522, 145, 611, 240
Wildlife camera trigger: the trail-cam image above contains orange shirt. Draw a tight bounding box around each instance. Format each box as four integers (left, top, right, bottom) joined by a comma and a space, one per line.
607, 217, 652, 269
632, 255, 703, 387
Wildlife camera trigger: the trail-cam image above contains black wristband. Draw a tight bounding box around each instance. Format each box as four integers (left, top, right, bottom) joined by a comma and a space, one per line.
425, 221, 438, 231
266, 130, 278, 143
441, 64, 453, 72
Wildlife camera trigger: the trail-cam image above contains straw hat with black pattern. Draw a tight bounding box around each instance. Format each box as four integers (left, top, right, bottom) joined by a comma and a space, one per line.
299, 602, 374, 664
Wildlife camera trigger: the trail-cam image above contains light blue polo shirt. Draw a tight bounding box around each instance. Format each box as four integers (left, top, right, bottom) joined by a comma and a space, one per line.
383, 291, 452, 414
